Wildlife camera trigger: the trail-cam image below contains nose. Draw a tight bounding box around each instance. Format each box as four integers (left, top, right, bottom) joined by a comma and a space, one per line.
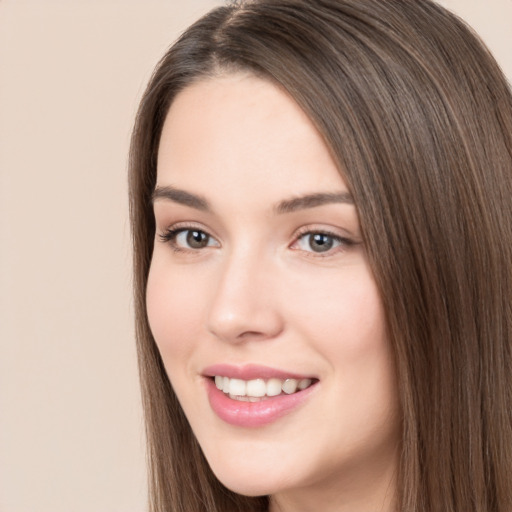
206, 249, 284, 344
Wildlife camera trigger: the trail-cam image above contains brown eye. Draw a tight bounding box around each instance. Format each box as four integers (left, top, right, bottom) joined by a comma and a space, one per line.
159, 227, 219, 251
185, 230, 210, 249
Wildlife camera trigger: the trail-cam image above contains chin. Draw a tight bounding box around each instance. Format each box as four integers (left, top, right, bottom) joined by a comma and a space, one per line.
206, 456, 292, 497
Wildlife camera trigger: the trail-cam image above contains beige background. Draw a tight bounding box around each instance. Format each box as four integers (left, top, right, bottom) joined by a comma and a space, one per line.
0, 1, 510, 511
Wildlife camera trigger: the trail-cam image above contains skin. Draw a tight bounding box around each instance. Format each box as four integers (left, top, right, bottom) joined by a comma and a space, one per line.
147, 72, 400, 512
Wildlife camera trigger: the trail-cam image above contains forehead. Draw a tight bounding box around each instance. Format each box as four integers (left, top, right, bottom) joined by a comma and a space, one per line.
156, 73, 348, 204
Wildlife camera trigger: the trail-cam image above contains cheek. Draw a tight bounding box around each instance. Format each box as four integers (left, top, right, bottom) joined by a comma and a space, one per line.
145, 257, 208, 365
289, 264, 396, 411
290, 265, 387, 357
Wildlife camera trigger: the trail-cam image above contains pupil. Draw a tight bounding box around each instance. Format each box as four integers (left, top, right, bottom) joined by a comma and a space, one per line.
187, 230, 208, 248
310, 233, 333, 252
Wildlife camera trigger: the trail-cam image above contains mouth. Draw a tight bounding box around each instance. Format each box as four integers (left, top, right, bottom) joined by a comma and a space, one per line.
212, 375, 315, 402
202, 364, 319, 427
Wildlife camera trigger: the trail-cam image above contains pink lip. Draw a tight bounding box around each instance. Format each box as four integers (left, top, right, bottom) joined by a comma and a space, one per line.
203, 364, 318, 428
202, 363, 315, 381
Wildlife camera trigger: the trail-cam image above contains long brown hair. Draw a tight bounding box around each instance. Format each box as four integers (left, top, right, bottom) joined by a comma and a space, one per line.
129, 1, 512, 510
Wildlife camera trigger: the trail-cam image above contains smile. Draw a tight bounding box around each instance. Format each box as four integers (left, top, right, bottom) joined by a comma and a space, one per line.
214, 376, 313, 401
203, 365, 319, 427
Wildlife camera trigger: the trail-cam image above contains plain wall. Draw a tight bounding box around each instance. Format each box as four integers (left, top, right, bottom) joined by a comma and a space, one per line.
0, 1, 510, 511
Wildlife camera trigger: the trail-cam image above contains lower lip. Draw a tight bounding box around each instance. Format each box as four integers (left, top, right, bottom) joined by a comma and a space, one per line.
205, 378, 317, 427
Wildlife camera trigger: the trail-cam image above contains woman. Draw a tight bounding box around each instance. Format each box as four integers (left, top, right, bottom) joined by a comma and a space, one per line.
129, 1, 512, 511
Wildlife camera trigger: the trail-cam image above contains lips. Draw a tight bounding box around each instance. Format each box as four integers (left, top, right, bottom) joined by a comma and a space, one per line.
202, 364, 318, 427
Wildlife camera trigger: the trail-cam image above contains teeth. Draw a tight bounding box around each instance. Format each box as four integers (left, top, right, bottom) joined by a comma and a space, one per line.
266, 378, 282, 397
282, 378, 298, 394
214, 376, 314, 398
298, 378, 312, 390
229, 393, 249, 401
246, 379, 266, 397
228, 378, 247, 396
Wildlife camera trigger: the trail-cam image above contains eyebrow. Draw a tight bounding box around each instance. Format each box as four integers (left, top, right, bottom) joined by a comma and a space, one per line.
274, 191, 354, 214
152, 185, 354, 213
152, 185, 211, 211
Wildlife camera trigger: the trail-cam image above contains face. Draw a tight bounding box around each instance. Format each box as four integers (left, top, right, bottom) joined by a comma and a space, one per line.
147, 73, 400, 511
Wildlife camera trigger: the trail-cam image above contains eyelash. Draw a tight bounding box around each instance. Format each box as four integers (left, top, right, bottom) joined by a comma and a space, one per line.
158, 224, 356, 256
291, 226, 356, 257
158, 224, 216, 254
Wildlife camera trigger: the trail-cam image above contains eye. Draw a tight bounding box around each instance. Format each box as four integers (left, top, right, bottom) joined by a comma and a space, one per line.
293, 231, 352, 255
178, 229, 213, 249
159, 227, 219, 251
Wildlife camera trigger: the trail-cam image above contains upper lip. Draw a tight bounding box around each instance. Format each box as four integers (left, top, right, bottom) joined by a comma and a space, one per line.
202, 363, 316, 381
